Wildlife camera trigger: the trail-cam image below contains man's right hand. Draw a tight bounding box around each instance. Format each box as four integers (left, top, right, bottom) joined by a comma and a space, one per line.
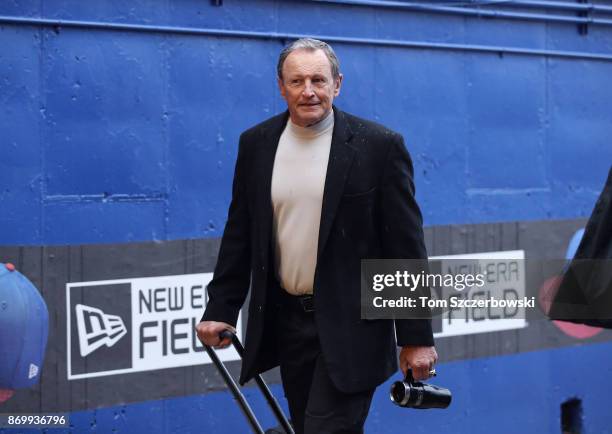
195, 321, 236, 349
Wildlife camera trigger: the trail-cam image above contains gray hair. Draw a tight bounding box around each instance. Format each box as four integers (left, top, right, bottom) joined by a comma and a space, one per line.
277, 38, 341, 81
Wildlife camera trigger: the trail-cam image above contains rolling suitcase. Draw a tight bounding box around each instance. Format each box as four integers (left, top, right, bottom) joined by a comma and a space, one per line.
203, 331, 295, 434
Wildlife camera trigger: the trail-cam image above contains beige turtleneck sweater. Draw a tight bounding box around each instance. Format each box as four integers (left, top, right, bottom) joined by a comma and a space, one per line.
271, 110, 334, 295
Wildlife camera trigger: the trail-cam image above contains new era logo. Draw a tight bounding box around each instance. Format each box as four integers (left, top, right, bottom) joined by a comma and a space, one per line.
28, 363, 39, 379
66, 274, 238, 380
67, 282, 133, 378
75, 304, 127, 357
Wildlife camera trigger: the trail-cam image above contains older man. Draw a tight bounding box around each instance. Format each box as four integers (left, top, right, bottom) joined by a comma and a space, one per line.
197, 38, 437, 433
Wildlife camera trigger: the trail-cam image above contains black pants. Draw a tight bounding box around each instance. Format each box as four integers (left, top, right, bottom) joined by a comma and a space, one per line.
276, 292, 375, 434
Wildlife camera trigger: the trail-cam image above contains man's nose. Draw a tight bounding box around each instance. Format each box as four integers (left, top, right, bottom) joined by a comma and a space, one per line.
301, 81, 315, 97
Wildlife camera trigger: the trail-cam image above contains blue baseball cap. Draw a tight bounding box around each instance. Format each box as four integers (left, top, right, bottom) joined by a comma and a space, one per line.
0, 263, 48, 390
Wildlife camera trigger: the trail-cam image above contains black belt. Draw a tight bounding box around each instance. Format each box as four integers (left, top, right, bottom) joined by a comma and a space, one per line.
279, 290, 315, 313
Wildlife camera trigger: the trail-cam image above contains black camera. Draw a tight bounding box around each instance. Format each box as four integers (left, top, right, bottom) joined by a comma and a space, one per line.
390, 369, 452, 409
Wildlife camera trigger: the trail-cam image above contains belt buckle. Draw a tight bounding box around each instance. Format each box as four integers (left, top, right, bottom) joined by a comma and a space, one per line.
300, 296, 315, 313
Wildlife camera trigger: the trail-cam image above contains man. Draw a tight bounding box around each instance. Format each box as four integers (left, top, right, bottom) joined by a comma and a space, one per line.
197, 38, 437, 433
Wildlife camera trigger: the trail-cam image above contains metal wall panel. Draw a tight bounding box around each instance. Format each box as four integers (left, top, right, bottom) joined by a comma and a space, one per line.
1, 0, 611, 245
1, 1, 612, 432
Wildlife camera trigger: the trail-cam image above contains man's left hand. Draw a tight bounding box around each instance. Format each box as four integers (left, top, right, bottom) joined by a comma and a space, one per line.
399, 346, 438, 381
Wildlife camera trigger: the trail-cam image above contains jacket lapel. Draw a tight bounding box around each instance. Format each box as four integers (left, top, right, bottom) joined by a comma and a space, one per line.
317, 109, 355, 260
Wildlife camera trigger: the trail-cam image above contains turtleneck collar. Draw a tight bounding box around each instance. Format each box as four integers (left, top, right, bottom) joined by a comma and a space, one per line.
287, 109, 334, 139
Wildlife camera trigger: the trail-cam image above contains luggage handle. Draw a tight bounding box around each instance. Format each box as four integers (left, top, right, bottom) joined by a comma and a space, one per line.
203, 331, 295, 434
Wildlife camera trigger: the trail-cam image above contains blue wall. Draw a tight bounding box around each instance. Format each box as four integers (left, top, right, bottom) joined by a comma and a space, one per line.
2, 1, 612, 433
1, 0, 611, 245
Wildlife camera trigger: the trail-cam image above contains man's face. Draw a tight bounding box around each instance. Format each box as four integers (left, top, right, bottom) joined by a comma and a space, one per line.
278, 49, 343, 127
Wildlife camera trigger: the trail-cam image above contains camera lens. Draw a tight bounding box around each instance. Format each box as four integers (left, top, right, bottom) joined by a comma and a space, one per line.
390, 380, 452, 409
390, 381, 410, 406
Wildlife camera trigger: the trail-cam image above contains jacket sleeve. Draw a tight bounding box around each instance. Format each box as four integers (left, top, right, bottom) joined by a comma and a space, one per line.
201, 133, 252, 327
379, 134, 435, 347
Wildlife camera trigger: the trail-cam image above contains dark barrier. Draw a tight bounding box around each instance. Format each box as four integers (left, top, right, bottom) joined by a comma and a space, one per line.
1, 218, 611, 416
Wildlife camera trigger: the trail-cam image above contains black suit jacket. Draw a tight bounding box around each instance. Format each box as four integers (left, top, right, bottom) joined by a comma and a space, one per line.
202, 108, 434, 393
549, 166, 612, 327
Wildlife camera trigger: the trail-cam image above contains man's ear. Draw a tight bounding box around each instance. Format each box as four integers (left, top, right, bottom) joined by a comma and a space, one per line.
277, 77, 286, 99
334, 73, 343, 97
